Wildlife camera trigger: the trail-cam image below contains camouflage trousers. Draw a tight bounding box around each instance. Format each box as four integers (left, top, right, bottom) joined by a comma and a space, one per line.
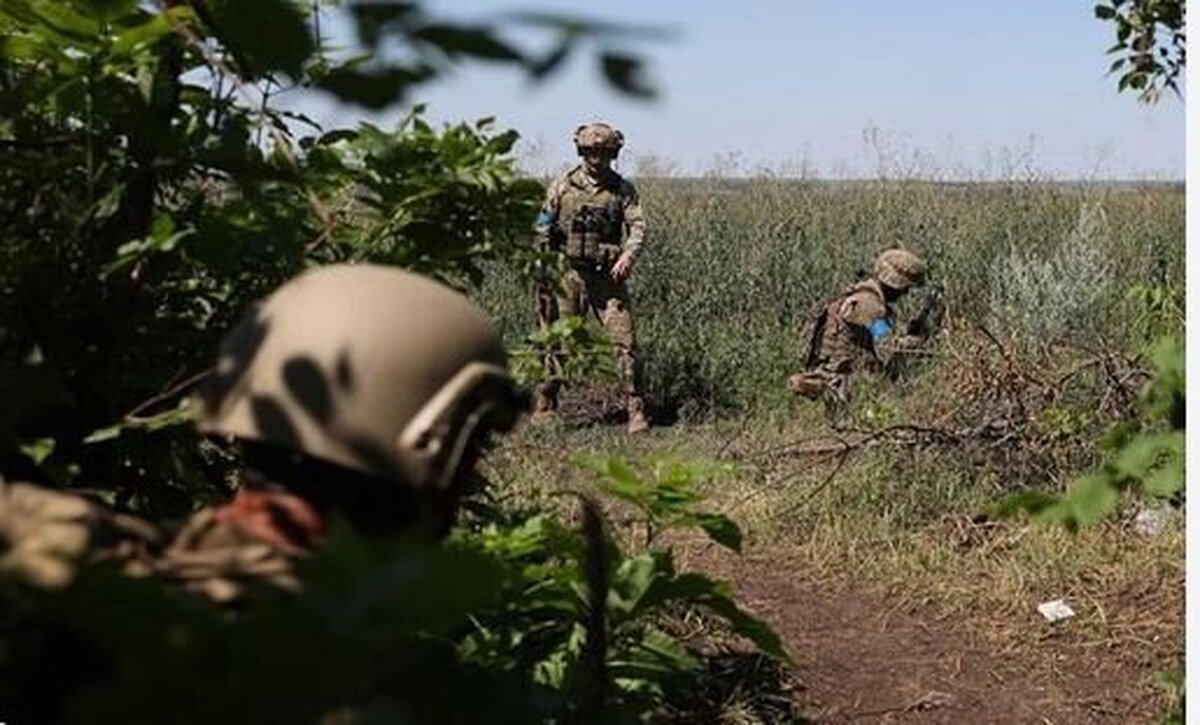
788, 364, 850, 405
789, 335, 927, 404
535, 264, 642, 411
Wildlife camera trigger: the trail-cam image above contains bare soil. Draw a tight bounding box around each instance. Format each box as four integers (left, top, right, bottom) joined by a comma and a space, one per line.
689, 546, 1177, 724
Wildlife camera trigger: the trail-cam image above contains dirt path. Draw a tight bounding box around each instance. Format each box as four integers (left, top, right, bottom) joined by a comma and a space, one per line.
687, 548, 1167, 724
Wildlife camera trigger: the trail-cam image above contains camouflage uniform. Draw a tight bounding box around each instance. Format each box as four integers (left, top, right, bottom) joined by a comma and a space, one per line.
0, 266, 526, 724
0, 481, 303, 602
790, 249, 929, 403
0, 265, 523, 602
0, 481, 159, 589
534, 122, 648, 430
156, 488, 312, 602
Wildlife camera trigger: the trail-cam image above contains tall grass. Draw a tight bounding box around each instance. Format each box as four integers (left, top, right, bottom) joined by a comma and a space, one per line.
479, 177, 1184, 419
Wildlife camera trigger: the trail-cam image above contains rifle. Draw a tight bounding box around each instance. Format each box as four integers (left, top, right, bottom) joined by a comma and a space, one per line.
532, 226, 565, 386
905, 283, 945, 340
532, 223, 562, 331
882, 284, 944, 381
533, 269, 557, 331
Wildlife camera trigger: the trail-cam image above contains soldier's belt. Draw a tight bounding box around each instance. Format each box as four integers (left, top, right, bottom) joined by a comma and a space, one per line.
565, 241, 622, 267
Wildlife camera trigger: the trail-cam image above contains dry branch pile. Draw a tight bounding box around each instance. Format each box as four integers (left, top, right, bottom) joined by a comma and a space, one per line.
737, 321, 1151, 495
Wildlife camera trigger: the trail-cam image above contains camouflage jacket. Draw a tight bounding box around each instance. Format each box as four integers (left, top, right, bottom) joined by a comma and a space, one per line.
0, 482, 310, 603
536, 165, 646, 263
806, 278, 894, 374
157, 488, 317, 602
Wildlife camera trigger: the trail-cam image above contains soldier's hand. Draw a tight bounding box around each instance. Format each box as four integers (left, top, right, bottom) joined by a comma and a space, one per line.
610, 252, 634, 283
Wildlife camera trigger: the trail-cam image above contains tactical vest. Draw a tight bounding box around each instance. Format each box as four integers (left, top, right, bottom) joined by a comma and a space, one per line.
803, 280, 886, 369
558, 180, 624, 265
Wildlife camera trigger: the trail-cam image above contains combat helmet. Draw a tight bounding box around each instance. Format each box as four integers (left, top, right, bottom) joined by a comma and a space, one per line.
873, 249, 927, 291
195, 265, 522, 495
574, 122, 624, 154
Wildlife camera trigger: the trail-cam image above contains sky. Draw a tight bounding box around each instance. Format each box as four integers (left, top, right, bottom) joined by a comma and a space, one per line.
286, 1, 1185, 180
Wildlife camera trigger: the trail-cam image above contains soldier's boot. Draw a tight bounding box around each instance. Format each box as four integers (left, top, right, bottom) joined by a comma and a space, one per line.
787, 372, 825, 400
626, 396, 650, 434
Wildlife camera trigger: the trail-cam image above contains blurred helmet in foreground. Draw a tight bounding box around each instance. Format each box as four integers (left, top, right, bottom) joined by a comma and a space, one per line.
195, 264, 522, 494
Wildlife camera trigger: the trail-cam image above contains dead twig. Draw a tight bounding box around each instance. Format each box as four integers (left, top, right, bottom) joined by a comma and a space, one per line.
123, 367, 214, 423
846, 690, 954, 719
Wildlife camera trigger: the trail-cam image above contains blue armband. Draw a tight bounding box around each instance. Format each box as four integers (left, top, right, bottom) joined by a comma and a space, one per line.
867, 318, 893, 341
535, 208, 555, 226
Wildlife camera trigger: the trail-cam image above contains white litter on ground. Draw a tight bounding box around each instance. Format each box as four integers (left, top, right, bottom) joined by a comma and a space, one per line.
1037, 599, 1076, 623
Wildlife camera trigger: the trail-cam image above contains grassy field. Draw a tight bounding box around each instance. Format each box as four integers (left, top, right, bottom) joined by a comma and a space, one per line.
478, 177, 1185, 720
481, 178, 1183, 418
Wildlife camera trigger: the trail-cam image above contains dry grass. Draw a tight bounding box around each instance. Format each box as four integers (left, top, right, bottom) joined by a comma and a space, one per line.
482, 328, 1184, 683
478, 175, 1183, 719
479, 178, 1184, 419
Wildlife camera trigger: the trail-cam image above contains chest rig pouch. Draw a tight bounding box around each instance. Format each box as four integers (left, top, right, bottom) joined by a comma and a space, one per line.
560, 184, 624, 267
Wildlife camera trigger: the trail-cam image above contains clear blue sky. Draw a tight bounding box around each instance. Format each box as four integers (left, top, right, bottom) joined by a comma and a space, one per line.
287, 1, 1184, 180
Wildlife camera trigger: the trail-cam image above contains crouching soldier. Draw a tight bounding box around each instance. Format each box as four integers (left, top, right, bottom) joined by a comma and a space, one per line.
0, 265, 525, 601
789, 249, 934, 404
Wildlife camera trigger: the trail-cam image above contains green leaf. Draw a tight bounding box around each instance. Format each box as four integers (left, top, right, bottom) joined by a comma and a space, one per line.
89, 0, 138, 20
110, 8, 190, 57
204, 0, 314, 77
315, 66, 435, 109
600, 51, 655, 98
0, 34, 58, 62
92, 182, 126, 222
28, 1, 100, 43
413, 24, 523, 62
1098, 420, 1140, 450
1037, 474, 1120, 529
1150, 335, 1184, 379
606, 457, 642, 489
18, 437, 55, 465
994, 489, 1060, 518
83, 403, 193, 444
608, 626, 701, 687
692, 513, 743, 553
529, 40, 570, 79
1112, 432, 1182, 482
666, 573, 788, 660
1142, 457, 1184, 498
349, 2, 419, 47
1094, 4, 1117, 20
607, 552, 662, 619
101, 221, 195, 278
83, 424, 122, 444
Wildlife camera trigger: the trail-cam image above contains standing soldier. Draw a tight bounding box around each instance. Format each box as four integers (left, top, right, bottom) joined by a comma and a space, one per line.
788, 249, 933, 404
532, 122, 649, 433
